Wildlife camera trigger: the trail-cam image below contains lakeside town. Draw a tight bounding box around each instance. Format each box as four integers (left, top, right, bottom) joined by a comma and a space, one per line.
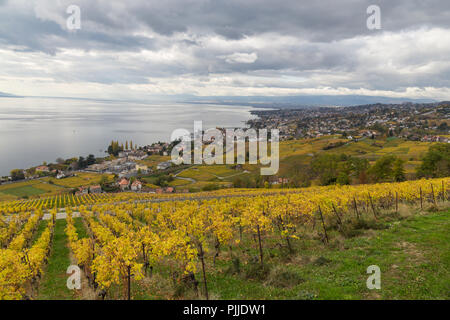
247, 101, 450, 142
1, 101, 449, 198
0, 141, 179, 195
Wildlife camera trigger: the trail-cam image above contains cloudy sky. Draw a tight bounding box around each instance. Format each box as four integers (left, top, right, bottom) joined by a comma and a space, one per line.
0, 0, 449, 100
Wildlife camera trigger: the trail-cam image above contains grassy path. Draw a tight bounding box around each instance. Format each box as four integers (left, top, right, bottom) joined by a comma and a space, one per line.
31, 219, 48, 245
37, 219, 73, 300
71, 217, 98, 300
73, 217, 88, 238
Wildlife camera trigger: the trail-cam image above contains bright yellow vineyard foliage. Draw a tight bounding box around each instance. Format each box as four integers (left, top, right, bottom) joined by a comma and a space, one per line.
0, 177, 448, 299
0, 211, 54, 300
66, 177, 448, 298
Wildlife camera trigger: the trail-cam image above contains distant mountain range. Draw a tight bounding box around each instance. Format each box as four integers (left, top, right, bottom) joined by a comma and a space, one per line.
0, 91, 439, 107
183, 94, 436, 107
0, 91, 21, 98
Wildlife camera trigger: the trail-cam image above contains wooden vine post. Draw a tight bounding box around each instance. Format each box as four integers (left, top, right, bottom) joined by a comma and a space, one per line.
389, 191, 393, 209
353, 197, 360, 220
92, 239, 96, 288
127, 265, 131, 300
256, 224, 264, 268
332, 203, 346, 237
431, 183, 437, 207
198, 243, 209, 300
395, 191, 398, 213
331, 203, 342, 225
318, 206, 329, 244
368, 193, 378, 220
420, 187, 423, 210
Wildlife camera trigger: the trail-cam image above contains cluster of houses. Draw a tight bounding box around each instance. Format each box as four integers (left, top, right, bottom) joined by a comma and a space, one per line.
268, 177, 290, 185
156, 161, 173, 171
142, 142, 170, 155
35, 165, 50, 173
345, 130, 380, 141
86, 156, 150, 178
421, 135, 450, 143
75, 178, 144, 196
74, 176, 180, 196
247, 102, 449, 141
117, 177, 175, 194
118, 178, 143, 191
76, 184, 102, 196
118, 149, 148, 160
85, 147, 177, 178
0, 176, 11, 183
34, 166, 74, 180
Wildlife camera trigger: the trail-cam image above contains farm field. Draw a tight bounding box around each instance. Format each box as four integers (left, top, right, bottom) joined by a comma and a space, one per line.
167, 179, 191, 187
183, 180, 232, 191
0, 177, 448, 300
42, 172, 114, 189
0, 179, 65, 200
148, 164, 249, 191
0, 173, 115, 202
277, 136, 433, 162
274, 136, 435, 178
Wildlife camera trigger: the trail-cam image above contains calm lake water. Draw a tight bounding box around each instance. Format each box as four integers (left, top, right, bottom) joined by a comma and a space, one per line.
0, 97, 257, 176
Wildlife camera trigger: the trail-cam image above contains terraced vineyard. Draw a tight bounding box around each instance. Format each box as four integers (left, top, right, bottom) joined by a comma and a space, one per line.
0, 177, 448, 300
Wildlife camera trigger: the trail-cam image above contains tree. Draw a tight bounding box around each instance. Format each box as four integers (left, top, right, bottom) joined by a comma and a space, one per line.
349, 157, 369, 181
26, 167, 36, 177
100, 175, 109, 187
367, 155, 397, 182
437, 122, 449, 132
311, 154, 339, 185
125, 141, 129, 150
86, 154, 96, 166
10, 169, 25, 181
155, 176, 168, 187
336, 172, 350, 185
107, 141, 123, 156
417, 143, 450, 178
393, 158, 406, 182
65, 157, 78, 165
232, 177, 243, 188
78, 156, 86, 169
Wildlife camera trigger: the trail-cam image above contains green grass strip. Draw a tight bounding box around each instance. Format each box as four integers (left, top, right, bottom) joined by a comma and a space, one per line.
206, 209, 450, 300
31, 219, 48, 245
73, 217, 88, 239
37, 219, 73, 300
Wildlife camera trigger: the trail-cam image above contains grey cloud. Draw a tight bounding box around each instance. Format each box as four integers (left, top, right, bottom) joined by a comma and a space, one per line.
0, 0, 449, 98
2, 0, 449, 52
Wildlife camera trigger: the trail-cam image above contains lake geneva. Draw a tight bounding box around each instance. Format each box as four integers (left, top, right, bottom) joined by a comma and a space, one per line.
0, 97, 257, 176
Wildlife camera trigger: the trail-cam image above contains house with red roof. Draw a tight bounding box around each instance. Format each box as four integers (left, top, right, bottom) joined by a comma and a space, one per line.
89, 185, 102, 194
118, 178, 130, 191
131, 180, 142, 191
36, 165, 50, 173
